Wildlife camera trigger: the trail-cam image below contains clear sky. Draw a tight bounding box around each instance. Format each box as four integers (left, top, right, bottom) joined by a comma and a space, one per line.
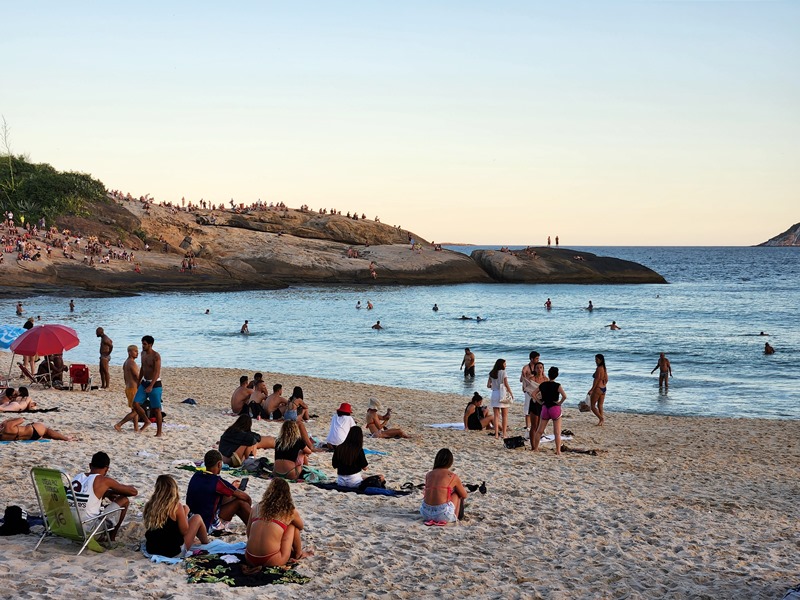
1, 1, 798, 245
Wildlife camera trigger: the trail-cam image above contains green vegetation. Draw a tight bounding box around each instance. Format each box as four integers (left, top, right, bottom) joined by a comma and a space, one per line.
0, 153, 107, 224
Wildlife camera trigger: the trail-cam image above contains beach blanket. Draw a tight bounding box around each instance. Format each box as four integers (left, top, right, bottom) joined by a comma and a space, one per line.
176, 463, 252, 478
364, 448, 388, 456
540, 434, 572, 443
0, 439, 51, 444
185, 553, 310, 586
4, 407, 60, 413
427, 423, 465, 430
307, 482, 411, 497
142, 540, 246, 564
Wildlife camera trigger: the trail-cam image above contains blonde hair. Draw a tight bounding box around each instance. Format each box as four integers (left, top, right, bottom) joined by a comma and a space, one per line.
257, 478, 294, 522
143, 475, 180, 531
275, 420, 301, 452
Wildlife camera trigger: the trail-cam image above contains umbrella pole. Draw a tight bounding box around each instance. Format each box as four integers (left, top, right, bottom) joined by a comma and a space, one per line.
7, 353, 15, 382
47, 358, 53, 388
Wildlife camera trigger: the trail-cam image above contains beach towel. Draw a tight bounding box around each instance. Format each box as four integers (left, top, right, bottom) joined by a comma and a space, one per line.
10, 407, 60, 413
142, 540, 246, 564
307, 482, 411, 497
539, 434, 572, 443
427, 423, 465, 430
185, 553, 310, 586
176, 463, 252, 478
364, 448, 388, 456
0, 439, 51, 444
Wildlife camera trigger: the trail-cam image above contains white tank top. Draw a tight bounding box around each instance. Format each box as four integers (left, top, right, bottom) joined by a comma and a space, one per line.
71, 473, 103, 519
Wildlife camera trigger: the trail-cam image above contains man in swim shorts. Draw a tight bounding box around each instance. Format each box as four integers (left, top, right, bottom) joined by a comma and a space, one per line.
264, 384, 287, 420
96, 327, 113, 389
460, 348, 475, 379
131, 335, 163, 437
651, 353, 672, 390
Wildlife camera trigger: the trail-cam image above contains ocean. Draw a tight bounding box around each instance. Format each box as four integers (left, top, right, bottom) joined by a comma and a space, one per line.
6, 246, 798, 420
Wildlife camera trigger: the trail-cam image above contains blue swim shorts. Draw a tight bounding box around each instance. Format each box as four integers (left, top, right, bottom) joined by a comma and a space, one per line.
134, 380, 163, 410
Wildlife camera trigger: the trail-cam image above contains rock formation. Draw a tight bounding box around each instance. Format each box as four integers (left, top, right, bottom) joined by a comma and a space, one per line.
758, 223, 800, 246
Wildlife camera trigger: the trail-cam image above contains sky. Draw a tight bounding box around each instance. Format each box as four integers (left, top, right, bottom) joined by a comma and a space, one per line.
1, 1, 798, 246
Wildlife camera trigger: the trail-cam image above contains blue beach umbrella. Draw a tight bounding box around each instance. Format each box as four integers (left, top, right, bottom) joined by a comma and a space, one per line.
0, 324, 26, 350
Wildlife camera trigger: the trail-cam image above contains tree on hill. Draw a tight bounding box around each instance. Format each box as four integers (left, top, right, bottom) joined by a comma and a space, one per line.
1, 117, 106, 224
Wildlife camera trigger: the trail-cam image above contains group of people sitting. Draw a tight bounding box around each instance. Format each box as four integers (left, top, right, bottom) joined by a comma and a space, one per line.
230, 374, 310, 423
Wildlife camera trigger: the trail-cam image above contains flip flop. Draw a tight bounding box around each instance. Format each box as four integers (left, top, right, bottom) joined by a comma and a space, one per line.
432, 520, 448, 527
424, 520, 436, 526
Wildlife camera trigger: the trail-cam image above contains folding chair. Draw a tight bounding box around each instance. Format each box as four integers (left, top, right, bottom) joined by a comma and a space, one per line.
68, 364, 92, 391
30, 467, 122, 555
17, 362, 51, 388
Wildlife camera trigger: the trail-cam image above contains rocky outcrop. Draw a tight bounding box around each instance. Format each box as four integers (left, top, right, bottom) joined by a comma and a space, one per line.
758, 223, 800, 246
0, 198, 666, 294
471, 248, 667, 284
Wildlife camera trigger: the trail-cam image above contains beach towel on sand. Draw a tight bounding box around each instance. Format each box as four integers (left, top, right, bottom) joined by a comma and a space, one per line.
185, 553, 310, 586
0, 439, 51, 444
307, 482, 411, 497
142, 540, 246, 564
427, 423, 465, 430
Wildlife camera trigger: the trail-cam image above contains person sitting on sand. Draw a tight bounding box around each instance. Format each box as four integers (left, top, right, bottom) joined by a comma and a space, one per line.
244, 377, 270, 419
764, 342, 775, 355
230, 375, 251, 415
71, 451, 138, 541
186, 450, 252, 533
420, 448, 468, 525
332, 426, 384, 489
0, 417, 73, 441
0, 387, 37, 412
325, 403, 356, 447
283, 386, 309, 422
219, 415, 275, 467
244, 478, 312, 570
273, 421, 312, 480
463, 392, 494, 431
264, 384, 287, 420
144, 474, 209, 558
365, 398, 410, 438
532, 366, 567, 454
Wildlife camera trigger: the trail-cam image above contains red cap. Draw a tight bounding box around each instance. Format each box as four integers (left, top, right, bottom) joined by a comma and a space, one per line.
337, 403, 352, 414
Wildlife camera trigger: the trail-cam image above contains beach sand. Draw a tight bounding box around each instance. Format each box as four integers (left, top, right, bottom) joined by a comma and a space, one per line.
0, 351, 797, 599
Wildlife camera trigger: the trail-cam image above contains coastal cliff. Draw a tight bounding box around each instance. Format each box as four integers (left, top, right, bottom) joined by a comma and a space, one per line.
0, 197, 666, 294
758, 223, 800, 246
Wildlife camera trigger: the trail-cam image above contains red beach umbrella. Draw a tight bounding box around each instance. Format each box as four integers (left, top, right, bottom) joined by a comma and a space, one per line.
9, 324, 80, 356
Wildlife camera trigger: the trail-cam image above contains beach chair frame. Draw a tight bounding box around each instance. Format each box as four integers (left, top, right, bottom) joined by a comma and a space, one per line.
30, 467, 122, 555
17, 362, 51, 388
68, 364, 92, 391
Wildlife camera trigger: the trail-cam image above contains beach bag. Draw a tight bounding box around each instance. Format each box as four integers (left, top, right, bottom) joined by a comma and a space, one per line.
503, 436, 526, 449
579, 394, 591, 412
0, 505, 29, 536
359, 475, 386, 491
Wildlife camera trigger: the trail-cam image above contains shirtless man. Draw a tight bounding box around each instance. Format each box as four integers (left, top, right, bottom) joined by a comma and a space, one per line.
264, 384, 287, 420
113, 346, 141, 432
96, 327, 113, 389
651, 353, 672, 390
71, 452, 138, 541
586, 300, 593, 311
231, 375, 251, 414
240, 320, 249, 335
520, 351, 540, 430
544, 298, 552, 310
365, 398, 409, 438
606, 321, 621, 331
764, 342, 775, 355
460, 347, 475, 379
372, 321, 383, 330
247, 378, 269, 418
117, 335, 163, 437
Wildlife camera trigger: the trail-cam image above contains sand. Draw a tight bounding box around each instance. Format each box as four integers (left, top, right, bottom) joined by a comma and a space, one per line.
0, 351, 798, 599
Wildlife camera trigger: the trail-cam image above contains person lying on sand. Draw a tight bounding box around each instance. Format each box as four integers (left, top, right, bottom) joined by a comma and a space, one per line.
364, 398, 410, 438
244, 478, 312, 572
0, 417, 73, 441
0, 387, 38, 412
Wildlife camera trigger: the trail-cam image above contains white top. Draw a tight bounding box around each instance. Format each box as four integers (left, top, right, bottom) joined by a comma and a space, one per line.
71, 473, 103, 519
490, 369, 506, 392
326, 414, 356, 446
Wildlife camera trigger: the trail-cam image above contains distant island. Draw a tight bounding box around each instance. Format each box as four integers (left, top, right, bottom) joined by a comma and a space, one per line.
758, 223, 800, 246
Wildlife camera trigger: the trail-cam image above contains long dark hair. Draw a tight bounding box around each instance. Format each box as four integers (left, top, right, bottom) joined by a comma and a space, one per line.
489, 359, 505, 379
595, 354, 606, 368
334, 426, 364, 466
224, 414, 252, 436
433, 448, 454, 470
289, 386, 303, 400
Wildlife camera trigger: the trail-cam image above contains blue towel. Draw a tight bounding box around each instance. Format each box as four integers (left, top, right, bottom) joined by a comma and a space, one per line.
364, 449, 388, 456
0, 439, 51, 444
142, 540, 246, 564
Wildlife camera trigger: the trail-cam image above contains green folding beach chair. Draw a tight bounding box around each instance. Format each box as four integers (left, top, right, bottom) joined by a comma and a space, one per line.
30, 467, 121, 555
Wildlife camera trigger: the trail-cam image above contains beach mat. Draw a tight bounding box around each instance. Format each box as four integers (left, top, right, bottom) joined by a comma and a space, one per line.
307, 482, 411, 497
427, 423, 465, 430
0, 439, 51, 444
185, 553, 310, 586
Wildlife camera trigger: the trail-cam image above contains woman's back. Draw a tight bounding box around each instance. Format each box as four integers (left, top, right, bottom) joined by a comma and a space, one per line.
424, 468, 459, 506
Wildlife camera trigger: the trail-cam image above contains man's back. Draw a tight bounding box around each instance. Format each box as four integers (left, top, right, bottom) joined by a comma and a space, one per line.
186, 471, 227, 529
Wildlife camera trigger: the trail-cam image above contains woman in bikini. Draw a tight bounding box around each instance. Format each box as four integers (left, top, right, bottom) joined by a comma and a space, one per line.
365, 397, 410, 438
589, 353, 608, 426
283, 387, 309, 422
143, 475, 209, 558
420, 448, 468, 525
0, 417, 73, 441
245, 478, 312, 569
0, 387, 38, 412
272, 420, 312, 480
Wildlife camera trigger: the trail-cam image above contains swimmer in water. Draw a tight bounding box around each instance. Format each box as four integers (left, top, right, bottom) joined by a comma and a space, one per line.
433, 304, 439, 312
586, 300, 593, 311
544, 298, 552, 310
764, 342, 774, 355
241, 320, 250, 334
606, 321, 621, 331
372, 321, 383, 330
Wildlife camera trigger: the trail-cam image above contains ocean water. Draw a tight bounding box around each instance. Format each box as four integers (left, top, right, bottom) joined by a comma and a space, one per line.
6, 247, 798, 420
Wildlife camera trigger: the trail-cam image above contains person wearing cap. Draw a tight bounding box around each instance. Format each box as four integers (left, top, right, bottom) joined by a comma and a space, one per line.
325, 402, 356, 447
365, 398, 410, 439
